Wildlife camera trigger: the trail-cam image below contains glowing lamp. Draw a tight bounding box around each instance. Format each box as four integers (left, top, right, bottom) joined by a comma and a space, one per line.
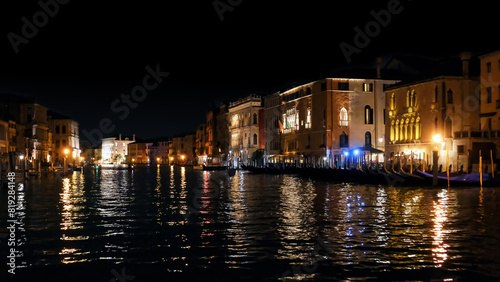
433, 134, 442, 144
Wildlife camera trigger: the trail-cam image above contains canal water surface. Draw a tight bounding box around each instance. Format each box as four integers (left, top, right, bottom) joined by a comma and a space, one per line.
1, 165, 500, 281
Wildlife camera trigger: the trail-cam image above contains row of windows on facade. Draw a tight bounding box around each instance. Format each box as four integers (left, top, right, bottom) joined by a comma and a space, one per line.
485, 60, 500, 73
283, 131, 373, 151
390, 88, 459, 111
232, 113, 258, 127
390, 117, 422, 142
232, 134, 259, 147
485, 85, 500, 104
54, 125, 73, 134
283, 83, 376, 103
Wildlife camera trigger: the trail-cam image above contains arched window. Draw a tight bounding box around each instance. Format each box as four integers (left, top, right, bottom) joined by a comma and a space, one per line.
404, 119, 409, 141
410, 118, 415, 140
395, 120, 400, 141
253, 134, 258, 145
253, 113, 258, 125
365, 131, 372, 147
55, 126, 60, 134
340, 131, 348, 148
62, 126, 66, 134
434, 86, 438, 103
411, 91, 416, 107
400, 120, 404, 141
391, 93, 396, 110
447, 89, 453, 104
340, 107, 348, 126
434, 116, 438, 131
390, 120, 395, 141
364, 105, 373, 124
415, 117, 421, 140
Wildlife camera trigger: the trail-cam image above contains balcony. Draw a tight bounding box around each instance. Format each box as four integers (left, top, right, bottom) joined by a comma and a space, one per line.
496, 99, 500, 109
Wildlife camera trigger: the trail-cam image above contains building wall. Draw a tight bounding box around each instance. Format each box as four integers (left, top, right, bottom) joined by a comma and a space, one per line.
277, 78, 398, 167
49, 119, 80, 165
480, 51, 500, 132
385, 76, 481, 171
228, 95, 262, 165
263, 92, 282, 163
20, 103, 51, 163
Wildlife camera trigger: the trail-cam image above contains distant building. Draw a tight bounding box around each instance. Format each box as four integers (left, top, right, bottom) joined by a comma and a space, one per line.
20, 103, 52, 165
263, 92, 282, 165
127, 141, 152, 164
156, 140, 169, 164
195, 124, 206, 164
48, 111, 80, 166
170, 134, 195, 165
101, 134, 135, 164
228, 94, 263, 167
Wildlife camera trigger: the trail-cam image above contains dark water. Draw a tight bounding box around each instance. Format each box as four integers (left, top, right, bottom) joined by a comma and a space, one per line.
1, 165, 500, 281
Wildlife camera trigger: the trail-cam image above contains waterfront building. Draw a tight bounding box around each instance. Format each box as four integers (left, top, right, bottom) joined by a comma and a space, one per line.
48, 111, 81, 166
19, 103, 52, 166
195, 124, 206, 164
205, 102, 230, 164
263, 92, 282, 165
127, 141, 153, 164
101, 134, 135, 164
385, 53, 482, 172
277, 75, 398, 168
170, 134, 195, 165
156, 140, 169, 164
228, 95, 263, 167
478, 50, 500, 171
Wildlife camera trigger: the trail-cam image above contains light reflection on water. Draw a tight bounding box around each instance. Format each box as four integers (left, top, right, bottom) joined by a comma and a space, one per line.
3, 166, 500, 280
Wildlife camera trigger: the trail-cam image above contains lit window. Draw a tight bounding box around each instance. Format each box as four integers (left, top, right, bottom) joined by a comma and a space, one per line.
363, 83, 373, 92
340, 107, 348, 127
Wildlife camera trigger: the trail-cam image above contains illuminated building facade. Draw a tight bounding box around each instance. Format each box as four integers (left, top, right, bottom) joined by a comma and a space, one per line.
48, 111, 80, 165
228, 94, 263, 167
101, 134, 135, 164
170, 134, 195, 165
19, 103, 52, 164
277, 77, 398, 168
385, 53, 483, 172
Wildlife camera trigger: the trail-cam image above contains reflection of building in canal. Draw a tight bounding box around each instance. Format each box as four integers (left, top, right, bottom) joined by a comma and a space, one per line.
276, 176, 317, 261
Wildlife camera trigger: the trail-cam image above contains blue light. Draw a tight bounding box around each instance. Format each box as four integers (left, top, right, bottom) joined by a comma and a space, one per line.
344, 151, 349, 156
354, 150, 359, 155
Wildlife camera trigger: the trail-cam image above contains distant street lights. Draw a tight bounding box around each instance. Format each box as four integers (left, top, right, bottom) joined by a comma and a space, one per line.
64, 148, 69, 175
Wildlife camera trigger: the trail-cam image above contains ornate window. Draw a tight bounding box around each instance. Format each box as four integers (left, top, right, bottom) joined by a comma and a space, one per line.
340, 107, 348, 126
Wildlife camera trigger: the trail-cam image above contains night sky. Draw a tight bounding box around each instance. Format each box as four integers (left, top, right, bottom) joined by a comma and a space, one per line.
1, 0, 497, 143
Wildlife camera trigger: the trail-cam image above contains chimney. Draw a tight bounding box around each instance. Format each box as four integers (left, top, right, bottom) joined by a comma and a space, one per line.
133, 134, 136, 141
461, 51, 471, 79
119, 133, 122, 140
376, 57, 382, 79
